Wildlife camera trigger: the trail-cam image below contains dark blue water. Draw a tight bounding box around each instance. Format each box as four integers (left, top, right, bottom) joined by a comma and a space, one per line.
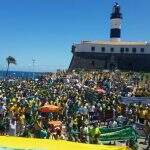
0, 71, 44, 79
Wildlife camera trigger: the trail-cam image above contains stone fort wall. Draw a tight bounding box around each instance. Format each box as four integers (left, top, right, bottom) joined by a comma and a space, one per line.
69, 52, 150, 71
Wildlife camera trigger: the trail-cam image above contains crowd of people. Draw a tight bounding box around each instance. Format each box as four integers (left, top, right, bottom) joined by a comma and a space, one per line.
0, 70, 149, 148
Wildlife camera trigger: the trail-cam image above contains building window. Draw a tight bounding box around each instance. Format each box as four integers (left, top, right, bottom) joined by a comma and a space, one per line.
91, 46, 95, 52
120, 47, 124, 53
132, 48, 136, 53
125, 48, 129, 52
141, 48, 144, 53
101, 47, 105, 52
91, 61, 95, 66
110, 47, 114, 52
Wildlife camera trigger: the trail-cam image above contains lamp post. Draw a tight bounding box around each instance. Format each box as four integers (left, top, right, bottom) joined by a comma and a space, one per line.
32, 59, 36, 80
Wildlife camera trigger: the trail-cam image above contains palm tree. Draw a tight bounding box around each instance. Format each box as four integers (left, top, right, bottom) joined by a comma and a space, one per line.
6, 56, 17, 77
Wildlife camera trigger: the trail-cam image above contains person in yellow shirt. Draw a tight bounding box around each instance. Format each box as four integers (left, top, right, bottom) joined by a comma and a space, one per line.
16, 113, 25, 135
138, 107, 146, 124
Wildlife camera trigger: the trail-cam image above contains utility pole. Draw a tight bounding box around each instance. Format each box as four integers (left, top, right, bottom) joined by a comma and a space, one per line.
32, 59, 36, 80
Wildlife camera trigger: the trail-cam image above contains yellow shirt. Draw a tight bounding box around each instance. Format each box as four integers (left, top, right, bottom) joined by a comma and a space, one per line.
20, 115, 25, 125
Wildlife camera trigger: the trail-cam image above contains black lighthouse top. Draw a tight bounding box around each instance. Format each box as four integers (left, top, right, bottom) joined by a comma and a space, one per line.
111, 2, 122, 19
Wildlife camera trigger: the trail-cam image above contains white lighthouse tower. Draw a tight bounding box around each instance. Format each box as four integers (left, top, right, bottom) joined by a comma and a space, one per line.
110, 2, 122, 42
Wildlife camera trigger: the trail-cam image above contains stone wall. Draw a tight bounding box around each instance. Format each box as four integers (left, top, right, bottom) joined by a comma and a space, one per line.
69, 52, 150, 71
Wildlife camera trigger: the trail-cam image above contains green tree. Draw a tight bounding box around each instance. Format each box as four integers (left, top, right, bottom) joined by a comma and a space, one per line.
6, 56, 17, 77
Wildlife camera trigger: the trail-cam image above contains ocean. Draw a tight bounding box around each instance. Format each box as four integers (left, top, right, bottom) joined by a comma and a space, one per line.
0, 71, 44, 79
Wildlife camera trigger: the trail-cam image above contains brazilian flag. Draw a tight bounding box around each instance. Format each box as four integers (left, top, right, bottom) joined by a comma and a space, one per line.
0, 136, 129, 150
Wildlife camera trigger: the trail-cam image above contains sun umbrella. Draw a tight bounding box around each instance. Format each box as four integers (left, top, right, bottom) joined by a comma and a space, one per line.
39, 105, 60, 113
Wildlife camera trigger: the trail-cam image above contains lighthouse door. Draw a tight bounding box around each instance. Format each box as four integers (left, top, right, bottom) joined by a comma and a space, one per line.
109, 55, 116, 70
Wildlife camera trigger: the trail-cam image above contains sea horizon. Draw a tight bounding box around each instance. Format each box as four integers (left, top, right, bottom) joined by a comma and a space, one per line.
0, 70, 45, 79
0, 69, 68, 79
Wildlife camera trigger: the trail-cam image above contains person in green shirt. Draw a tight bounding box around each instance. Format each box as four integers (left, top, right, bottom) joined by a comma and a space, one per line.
93, 126, 101, 144
89, 123, 101, 144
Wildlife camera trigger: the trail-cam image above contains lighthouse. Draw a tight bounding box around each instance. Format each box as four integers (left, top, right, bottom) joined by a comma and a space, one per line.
69, 3, 150, 71
110, 2, 122, 41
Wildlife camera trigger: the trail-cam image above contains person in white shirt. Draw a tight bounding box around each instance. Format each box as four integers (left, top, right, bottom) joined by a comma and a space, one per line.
9, 118, 16, 136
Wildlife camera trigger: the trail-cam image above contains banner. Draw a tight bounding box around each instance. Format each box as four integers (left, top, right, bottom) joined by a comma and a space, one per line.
120, 97, 150, 105
0, 136, 129, 150
100, 126, 133, 134
99, 126, 139, 142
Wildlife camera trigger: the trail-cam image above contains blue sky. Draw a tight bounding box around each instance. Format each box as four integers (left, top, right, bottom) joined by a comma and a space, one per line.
0, 0, 150, 72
